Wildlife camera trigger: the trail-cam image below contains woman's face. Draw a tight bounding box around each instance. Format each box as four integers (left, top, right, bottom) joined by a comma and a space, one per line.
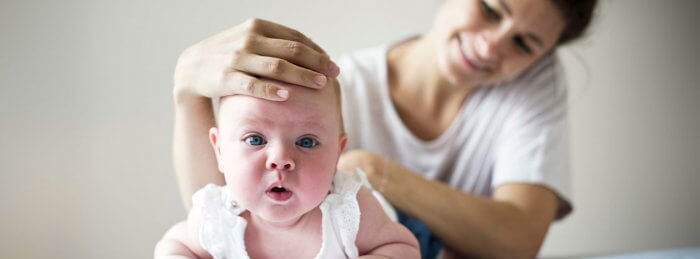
431, 0, 565, 85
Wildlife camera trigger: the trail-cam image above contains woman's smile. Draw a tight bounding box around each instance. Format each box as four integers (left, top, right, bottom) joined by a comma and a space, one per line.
457, 35, 492, 75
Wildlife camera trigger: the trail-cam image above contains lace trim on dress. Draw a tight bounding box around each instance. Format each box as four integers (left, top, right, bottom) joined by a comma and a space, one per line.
193, 184, 249, 259
323, 171, 363, 258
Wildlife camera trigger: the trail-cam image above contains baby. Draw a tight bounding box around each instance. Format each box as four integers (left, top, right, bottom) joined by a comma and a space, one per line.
155, 81, 419, 259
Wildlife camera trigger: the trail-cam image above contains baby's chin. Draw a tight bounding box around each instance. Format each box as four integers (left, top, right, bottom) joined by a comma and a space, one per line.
247, 203, 316, 226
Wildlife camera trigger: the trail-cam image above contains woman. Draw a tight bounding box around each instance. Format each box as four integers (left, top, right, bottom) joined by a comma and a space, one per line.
171, 0, 597, 257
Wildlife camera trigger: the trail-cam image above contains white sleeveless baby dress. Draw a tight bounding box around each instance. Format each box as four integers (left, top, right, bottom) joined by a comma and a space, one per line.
192, 171, 363, 259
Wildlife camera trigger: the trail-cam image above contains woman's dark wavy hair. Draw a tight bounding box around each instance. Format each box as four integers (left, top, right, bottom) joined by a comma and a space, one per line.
551, 0, 598, 45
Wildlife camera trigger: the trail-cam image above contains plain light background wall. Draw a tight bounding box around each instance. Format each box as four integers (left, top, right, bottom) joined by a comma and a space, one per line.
1, 0, 698, 258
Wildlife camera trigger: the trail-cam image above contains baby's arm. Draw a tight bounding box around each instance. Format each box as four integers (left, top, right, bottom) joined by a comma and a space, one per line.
154, 208, 212, 259
355, 187, 420, 259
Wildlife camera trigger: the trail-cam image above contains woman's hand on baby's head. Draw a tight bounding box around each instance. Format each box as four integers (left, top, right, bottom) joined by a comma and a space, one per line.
173, 17, 341, 104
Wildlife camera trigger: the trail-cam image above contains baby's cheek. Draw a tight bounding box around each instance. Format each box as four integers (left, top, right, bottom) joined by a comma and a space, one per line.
303, 179, 332, 207
226, 168, 263, 207
220, 146, 255, 170
307, 166, 335, 193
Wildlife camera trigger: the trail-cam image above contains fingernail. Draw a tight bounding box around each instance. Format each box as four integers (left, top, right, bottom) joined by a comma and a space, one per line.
329, 63, 340, 76
276, 89, 288, 99
314, 75, 327, 87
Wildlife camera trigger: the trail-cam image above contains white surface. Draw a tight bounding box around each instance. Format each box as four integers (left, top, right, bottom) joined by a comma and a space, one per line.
1, 0, 699, 258
585, 247, 700, 259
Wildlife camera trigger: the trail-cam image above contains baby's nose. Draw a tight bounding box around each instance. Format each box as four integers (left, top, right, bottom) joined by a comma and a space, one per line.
266, 144, 295, 171
268, 161, 294, 170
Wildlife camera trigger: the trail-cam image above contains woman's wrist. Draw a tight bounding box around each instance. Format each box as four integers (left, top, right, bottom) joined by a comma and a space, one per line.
172, 82, 209, 107
377, 156, 391, 193
172, 43, 210, 106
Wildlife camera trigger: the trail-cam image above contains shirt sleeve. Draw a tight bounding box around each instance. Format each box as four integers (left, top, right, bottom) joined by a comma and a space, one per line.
492, 56, 573, 220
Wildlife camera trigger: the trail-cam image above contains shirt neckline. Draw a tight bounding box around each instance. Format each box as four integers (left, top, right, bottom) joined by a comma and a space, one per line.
376, 39, 473, 149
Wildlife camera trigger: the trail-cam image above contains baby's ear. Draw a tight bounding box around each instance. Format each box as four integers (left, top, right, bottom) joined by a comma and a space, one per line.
338, 133, 348, 155
209, 127, 224, 173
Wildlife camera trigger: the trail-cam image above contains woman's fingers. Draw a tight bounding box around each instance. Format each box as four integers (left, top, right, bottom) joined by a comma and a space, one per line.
242, 18, 327, 56
173, 18, 339, 102
245, 36, 339, 79
237, 18, 340, 79
222, 71, 289, 101
232, 51, 330, 89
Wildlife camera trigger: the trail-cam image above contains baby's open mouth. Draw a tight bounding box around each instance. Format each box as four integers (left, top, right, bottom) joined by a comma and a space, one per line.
270, 186, 287, 192
266, 185, 292, 202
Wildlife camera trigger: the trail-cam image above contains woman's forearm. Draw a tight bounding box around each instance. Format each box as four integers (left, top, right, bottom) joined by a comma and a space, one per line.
383, 162, 557, 258
173, 95, 224, 211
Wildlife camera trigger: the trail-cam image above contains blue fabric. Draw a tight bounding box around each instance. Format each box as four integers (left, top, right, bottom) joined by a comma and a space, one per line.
396, 210, 442, 259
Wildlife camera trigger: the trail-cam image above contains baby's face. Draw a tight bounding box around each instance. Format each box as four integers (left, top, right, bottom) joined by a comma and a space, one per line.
210, 86, 345, 225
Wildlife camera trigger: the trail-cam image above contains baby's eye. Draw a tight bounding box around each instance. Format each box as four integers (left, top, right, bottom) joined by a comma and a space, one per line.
295, 137, 318, 148
244, 135, 267, 146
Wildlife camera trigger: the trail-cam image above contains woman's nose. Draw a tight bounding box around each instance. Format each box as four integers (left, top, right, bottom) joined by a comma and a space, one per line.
475, 29, 507, 63
266, 144, 295, 171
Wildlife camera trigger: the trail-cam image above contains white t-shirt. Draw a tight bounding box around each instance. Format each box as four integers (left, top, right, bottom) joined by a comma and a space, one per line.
336, 43, 573, 219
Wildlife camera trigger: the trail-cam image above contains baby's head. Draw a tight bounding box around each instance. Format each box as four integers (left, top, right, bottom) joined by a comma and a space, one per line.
209, 81, 346, 225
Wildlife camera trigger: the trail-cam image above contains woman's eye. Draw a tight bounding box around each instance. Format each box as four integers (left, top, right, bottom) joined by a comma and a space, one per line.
244, 135, 267, 146
513, 36, 533, 54
480, 0, 500, 21
295, 137, 318, 148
